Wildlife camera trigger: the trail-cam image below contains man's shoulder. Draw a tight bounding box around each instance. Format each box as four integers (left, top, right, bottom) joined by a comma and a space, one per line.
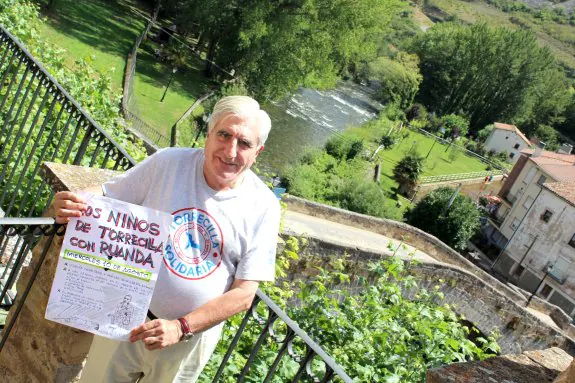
153, 147, 202, 160
242, 172, 281, 210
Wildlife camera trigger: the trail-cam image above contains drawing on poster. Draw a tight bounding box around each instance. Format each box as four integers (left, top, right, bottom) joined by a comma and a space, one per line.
45, 194, 171, 341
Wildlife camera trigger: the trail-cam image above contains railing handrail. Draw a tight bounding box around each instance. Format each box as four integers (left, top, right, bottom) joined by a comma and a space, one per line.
0, 24, 136, 167
420, 169, 503, 184
255, 289, 354, 382
0, 217, 55, 225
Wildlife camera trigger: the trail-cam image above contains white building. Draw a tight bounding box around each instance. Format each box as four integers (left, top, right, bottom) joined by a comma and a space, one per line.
486, 148, 575, 318
484, 122, 532, 164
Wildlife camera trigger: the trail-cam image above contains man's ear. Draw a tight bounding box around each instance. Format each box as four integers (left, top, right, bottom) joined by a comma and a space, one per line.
256, 145, 265, 156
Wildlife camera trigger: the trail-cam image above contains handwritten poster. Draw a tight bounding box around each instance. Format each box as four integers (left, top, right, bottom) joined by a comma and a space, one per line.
46, 194, 171, 341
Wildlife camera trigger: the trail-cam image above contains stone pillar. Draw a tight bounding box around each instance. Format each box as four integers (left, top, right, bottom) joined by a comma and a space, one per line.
0, 163, 121, 383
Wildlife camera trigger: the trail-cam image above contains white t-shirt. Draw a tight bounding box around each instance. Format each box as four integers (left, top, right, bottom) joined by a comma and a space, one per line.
102, 148, 280, 320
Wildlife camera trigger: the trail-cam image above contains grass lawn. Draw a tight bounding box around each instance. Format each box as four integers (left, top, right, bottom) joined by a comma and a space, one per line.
33, 0, 213, 138
34, 0, 145, 90
128, 39, 216, 137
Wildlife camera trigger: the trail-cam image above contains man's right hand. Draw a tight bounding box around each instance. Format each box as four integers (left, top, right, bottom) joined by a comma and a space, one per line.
53, 191, 87, 224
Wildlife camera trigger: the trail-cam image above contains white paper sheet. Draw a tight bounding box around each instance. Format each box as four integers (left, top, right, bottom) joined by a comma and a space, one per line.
45, 194, 171, 341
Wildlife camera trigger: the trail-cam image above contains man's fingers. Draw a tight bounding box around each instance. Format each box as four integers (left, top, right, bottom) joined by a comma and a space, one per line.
55, 191, 86, 204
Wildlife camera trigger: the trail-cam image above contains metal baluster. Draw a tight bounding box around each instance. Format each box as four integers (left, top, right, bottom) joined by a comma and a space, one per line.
237, 308, 279, 383
290, 348, 316, 383
72, 123, 95, 166
23, 110, 75, 218
10, 98, 66, 216
62, 118, 84, 164
0, 50, 18, 96
0, 86, 50, 189
0, 64, 32, 137
212, 296, 261, 382
0, 55, 24, 111
88, 133, 105, 167
0, 68, 38, 144
263, 328, 297, 383
0, 236, 33, 306
0, 90, 58, 212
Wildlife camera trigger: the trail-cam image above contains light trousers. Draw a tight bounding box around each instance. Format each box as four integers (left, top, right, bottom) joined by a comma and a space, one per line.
79, 327, 221, 383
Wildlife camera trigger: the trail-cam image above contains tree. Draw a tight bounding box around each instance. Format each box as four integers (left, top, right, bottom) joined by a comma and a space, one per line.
533, 124, 560, 151
405, 187, 481, 250
393, 150, 424, 196
364, 52, 422, 109
408, 23, 570, 132
477, 124, 494, 143
168, 0, 404, 100
441, 114, 469, 138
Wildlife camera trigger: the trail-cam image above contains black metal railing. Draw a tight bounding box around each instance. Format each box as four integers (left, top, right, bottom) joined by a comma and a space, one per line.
0, 219, 353, 382
0, 25, 136, 220
0, 218, 64, 351
211, 290, 353, 382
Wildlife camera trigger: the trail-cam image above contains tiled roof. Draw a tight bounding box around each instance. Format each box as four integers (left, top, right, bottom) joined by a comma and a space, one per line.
520, 149, 575, 182
493, 122, 531, 145
543, 181, 575, 206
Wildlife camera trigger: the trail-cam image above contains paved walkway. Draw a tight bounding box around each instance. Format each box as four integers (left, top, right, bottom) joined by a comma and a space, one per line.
283, 210, 437, 264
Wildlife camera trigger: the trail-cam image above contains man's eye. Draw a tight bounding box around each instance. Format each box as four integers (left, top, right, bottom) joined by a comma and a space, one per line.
239, 140, 253, 148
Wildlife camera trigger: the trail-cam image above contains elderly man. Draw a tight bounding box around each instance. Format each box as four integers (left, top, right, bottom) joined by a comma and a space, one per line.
53, 96, 281, 382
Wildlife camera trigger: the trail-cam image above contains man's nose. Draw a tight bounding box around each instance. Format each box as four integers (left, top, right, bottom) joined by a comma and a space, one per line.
224, 139, 237, 158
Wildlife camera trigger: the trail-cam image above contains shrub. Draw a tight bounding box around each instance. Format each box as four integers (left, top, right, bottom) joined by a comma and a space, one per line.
405, 187, 481, 250
393, 151, 424, 196
325, 135, 364, 161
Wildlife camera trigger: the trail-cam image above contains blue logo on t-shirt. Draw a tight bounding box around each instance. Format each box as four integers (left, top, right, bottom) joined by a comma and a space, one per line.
164, 207, 223, 280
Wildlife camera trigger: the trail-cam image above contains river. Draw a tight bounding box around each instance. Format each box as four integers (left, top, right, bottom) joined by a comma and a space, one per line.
257, 81, 383, 175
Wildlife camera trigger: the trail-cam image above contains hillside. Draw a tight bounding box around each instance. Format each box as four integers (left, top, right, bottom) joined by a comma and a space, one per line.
419, 0, 575, 76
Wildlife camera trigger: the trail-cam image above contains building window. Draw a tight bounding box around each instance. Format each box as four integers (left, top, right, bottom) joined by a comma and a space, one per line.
569, 233, 575, 248
514, 143, 520, 149
549, 257, 571, 283
541, 209, 553, 223
537, 175, 547, 186
540, 284, 553, 299
509, 152, 515, 159
510, 218, 520, 231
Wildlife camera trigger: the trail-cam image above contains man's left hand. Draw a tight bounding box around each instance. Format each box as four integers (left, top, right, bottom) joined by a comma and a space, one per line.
129, 319, 182, 350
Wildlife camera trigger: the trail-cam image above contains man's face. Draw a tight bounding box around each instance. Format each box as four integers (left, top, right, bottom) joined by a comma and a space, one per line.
203, 113, 264, 190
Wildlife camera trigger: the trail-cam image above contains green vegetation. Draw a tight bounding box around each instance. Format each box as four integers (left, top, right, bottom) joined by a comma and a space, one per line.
405, 187, 482, 250
201, 238, 500, 382
171, 0, 406, 100
0, 0, 147, 215
34, 0, 145, 90
408, 22, 569, 133
282, 112, 492, 220
129, 39, 214, 137
34, 0, 213, 135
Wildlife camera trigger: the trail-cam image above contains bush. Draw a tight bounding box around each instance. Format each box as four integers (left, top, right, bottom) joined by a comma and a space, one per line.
331, 176, 392, 218
393, 150, 424, 196
325, 135, 364, 161
441, 114, 470, 138
405, 187, 481, 250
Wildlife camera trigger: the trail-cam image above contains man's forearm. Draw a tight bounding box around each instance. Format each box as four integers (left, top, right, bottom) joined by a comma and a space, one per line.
182, 280, 258, 334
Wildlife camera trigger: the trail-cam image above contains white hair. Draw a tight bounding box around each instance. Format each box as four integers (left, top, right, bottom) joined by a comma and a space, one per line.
207, 96, 272, 145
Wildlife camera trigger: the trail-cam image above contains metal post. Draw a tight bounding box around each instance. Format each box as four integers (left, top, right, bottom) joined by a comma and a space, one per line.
160, 67, 177, 102
426, 140, 437, 159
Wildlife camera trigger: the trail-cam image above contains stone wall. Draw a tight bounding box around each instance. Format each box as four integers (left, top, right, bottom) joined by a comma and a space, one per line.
0, 163, 121, 383
283, 195, 527, 303
426, 347, 572, 383
286, 235, 575, 356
